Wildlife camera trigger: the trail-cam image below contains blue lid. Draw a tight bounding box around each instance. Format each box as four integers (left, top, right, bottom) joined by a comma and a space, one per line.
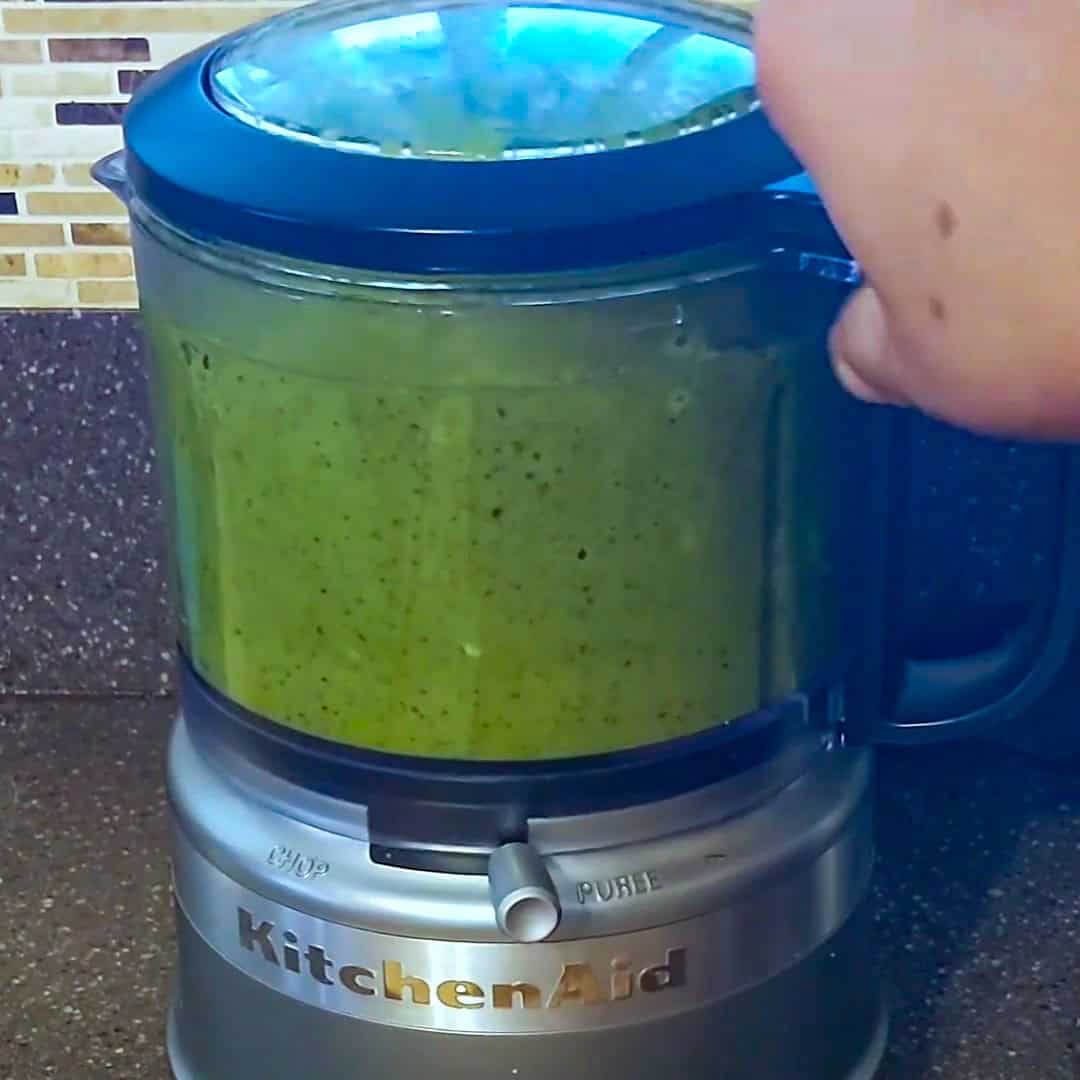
124, 0, 803, 273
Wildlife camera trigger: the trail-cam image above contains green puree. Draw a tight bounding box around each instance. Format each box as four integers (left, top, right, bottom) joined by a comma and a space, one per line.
145, 291, 837, 760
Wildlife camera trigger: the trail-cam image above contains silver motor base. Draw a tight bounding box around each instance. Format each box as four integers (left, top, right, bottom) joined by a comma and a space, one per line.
166, 710, 887, 1080
169, 903, 886, 1080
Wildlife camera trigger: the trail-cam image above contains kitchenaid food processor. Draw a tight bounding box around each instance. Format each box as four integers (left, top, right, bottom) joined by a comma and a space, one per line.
94, 2, 1080, 1076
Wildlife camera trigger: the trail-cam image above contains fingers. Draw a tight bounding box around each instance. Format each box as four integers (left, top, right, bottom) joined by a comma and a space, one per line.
829, 287, 910, 409
755, 0, 1080, 442
829, 284, 1080, 442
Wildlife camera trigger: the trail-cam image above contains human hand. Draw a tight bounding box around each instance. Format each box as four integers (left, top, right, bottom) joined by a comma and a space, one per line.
754, 0, 1080, 440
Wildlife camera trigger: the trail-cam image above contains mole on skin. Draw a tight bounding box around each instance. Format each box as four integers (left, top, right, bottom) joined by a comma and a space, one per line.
935, 202, 958, 240
929, 204, 955, 322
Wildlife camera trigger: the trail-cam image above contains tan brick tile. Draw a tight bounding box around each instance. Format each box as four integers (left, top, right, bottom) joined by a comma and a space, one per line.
0, 101, 55, 130
0, 254, 28, 277
78, 280, 140, 307
7, 6, 294, 35
37, 251, 134, 279
0, 40, 45, 65
26, 190, 125, 217
0, 277, 75, 308
0, 222, 66, 247
10, 70, 116, 98
149, 33, 219, 64
0, 164, 56, 187
15, 126, 122, 160
62, 163, 95, 188
72, 223, 131, 246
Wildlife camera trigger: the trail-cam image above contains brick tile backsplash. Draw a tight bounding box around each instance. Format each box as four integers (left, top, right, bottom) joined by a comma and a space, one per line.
0, 0, 303, 309
0, 38, 45, 63
62, 163, 95, 186
55, 101, 129, 126
10, 6, 290, 34
72, 222, 131, 246
26, 189, 126, 216
117, 68, 154, 94
0, 222, 67, 247
0, 103, 57, 131
36, 250, 134, 278
46, 36, 151, 62
0, 254, 28, 276
77, 279, 138, 305
0, 277, 75, 307
15, 123, 128, 160
0, 164, 57, 187
11, 69, 116, 95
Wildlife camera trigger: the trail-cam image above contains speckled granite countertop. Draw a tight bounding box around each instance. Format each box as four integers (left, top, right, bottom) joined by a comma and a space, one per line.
3, 698, 1080, 1079
4, 311, 1080, 1079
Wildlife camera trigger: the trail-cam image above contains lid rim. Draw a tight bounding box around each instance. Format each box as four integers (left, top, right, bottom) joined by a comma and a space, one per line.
127, 151, 842, 276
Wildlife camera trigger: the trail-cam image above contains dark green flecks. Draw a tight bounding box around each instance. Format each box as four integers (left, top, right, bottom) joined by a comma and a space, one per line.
143, 278, 851, 761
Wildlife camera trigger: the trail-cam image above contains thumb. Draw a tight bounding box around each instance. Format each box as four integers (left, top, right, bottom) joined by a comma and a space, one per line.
829, 285, 912, 408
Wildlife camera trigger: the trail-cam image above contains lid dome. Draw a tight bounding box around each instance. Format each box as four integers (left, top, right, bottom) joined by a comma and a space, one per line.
122, 0, 802, 272
209, 1, 758, 161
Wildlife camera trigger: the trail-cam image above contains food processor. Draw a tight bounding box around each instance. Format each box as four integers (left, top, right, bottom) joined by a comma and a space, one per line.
93, 1, 1080, 1077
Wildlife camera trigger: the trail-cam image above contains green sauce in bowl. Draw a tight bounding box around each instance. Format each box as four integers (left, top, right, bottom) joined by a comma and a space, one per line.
144, 270, 844, 760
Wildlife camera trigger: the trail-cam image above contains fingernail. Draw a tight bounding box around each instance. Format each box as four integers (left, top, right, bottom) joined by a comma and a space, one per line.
832, 353, 897, 404
830, 286, 909, 406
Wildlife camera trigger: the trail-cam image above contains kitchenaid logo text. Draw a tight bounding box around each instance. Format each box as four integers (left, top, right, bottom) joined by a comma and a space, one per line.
237, 908, 687, 1009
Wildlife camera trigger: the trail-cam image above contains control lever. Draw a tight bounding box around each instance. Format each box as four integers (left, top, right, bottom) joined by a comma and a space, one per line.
488, 843, 561, 943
